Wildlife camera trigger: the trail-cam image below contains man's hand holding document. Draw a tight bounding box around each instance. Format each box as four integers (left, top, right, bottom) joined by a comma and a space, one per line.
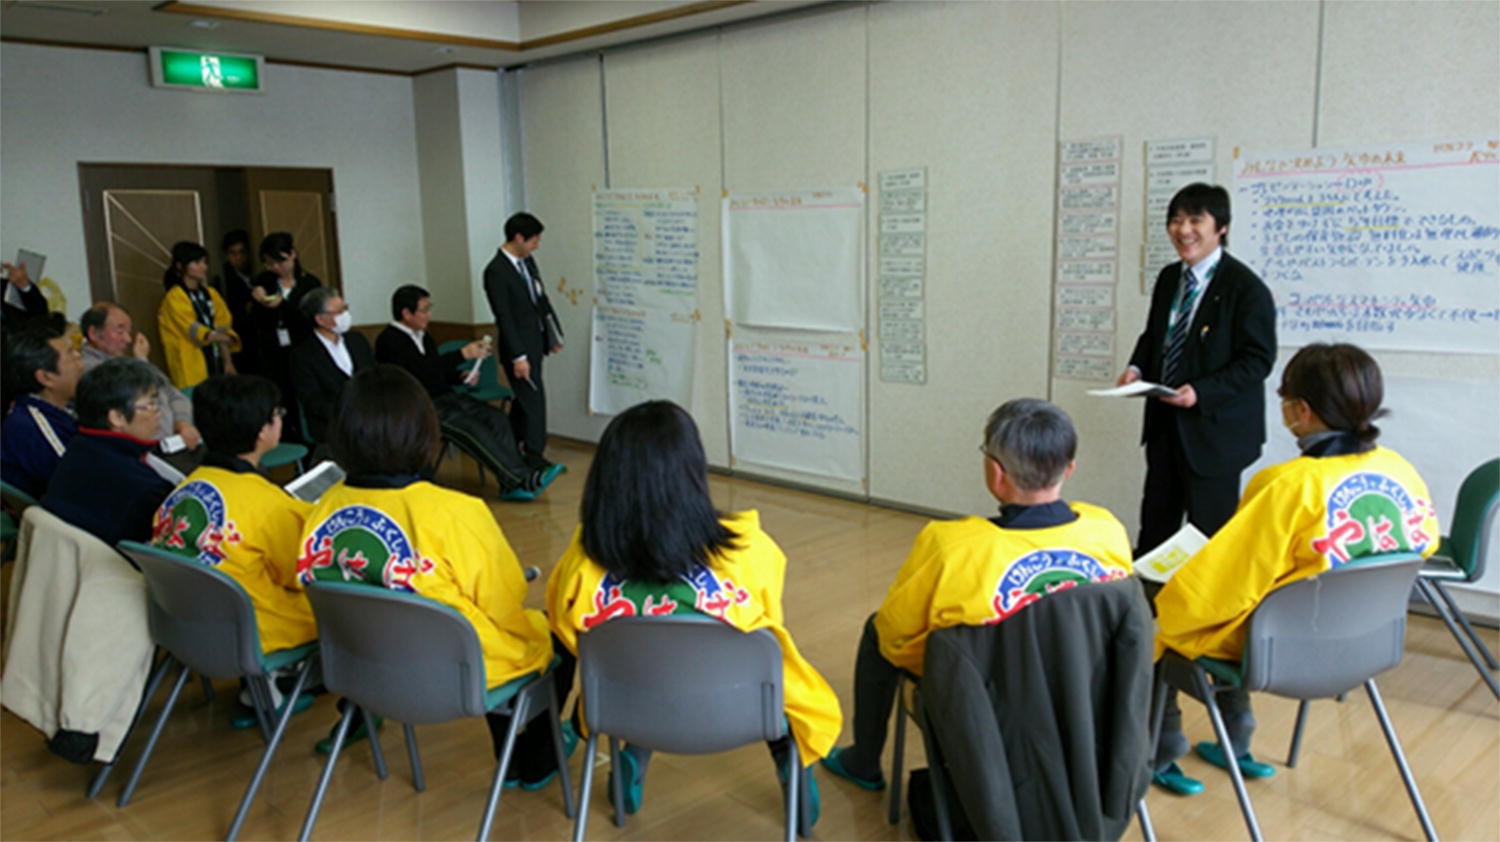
1133, 522, 1209, 584
1087, 381, 1179, 399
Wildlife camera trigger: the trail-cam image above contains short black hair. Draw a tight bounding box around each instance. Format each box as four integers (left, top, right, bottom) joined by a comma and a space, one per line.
220, 229, 250, 253
193, 374, 281, 457
259, 231, 295, 262
982, 398, 1077, 491
580, 400, 738, 581
300, 286, 340, 321
1167, 183, 1231, 247
391, 284, 430, 322
162, 241, 209, 291
504, 212, 544, 243
3, 320, 64, 397
76, 357, 159, 430
329, 365, 441, 476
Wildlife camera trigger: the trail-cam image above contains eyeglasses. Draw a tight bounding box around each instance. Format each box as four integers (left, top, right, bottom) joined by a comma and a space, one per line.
133, 397, 161, 413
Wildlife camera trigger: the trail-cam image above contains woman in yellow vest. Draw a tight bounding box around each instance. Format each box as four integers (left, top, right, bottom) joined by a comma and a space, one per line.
158, 241, 240, 388
1152, 342, 1440, 796
298, 364, 569, 785
547, 400, 842, 826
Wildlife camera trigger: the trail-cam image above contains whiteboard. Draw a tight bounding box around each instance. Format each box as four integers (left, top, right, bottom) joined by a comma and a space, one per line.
1233, 138, 1500, 353
723, 188, 864, 332
588, 305, 696, 416
728, 334, 864, 482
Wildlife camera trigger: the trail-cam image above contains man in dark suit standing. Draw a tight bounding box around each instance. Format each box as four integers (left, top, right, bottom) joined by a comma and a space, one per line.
289, 287, 373, 444
483, 212, 564, 470
1118, 182, 1276, 797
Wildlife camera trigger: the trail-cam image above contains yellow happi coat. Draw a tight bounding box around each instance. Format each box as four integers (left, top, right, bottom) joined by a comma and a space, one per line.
158, 284, 240, 388
1157, 446, 1439, 661
875, 503, 1135, 675
546, 510, 843, 765
152, 464, 314, 654
297, 480, 551, 688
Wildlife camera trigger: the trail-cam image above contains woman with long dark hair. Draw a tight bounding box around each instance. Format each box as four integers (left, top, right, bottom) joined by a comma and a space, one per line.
1151, 342, 1440, 796
547, 400, 841, 825
158, 240, 239, 388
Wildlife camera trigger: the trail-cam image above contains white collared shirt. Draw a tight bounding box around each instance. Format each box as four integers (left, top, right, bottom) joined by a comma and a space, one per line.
388, 320, 427, 355
1180, 246, 1222, 327
315, 330, 353, 376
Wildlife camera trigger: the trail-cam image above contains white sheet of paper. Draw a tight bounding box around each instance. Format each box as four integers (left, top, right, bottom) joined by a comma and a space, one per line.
1133, 523, 1210, 584
1088, 381, 1178, 399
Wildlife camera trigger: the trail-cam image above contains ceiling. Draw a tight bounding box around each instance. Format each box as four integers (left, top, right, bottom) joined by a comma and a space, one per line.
0, 0, 828, 75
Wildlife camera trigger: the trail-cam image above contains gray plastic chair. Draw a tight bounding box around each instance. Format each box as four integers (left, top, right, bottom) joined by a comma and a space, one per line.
1154, 551, 1435, 842
1411, 457, 1499, 699
299, 581, 574, 842
115, 540, 317, 841
572, 614, 802, 842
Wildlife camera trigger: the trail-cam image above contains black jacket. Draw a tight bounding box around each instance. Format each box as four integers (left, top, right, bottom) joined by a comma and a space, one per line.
920, 578, 1154, 841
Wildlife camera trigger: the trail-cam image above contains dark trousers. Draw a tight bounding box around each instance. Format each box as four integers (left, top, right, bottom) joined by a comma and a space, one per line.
1137, 430, 1242, 555
434, 392, 530, 490
505, 358, 548, 465
839, 614, 903, 777
484, 635, 577, 782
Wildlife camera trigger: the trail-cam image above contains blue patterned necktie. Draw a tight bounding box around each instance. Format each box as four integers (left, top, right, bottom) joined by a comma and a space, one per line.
1161, 267, 1199, 386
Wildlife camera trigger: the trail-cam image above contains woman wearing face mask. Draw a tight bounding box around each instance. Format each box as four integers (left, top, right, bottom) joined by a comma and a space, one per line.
158, 241, 240, 389
1149, 342, 1440, 797
289, 286, 375, 444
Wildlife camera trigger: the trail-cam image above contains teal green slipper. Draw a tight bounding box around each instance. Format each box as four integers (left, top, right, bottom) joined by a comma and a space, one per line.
819, 747, 885, 791
1196, 741, 1276, 779
1152, 761, 1205, 796
229, 692, 313, 730
314, 713, 383, 754
607, 746, 644, 815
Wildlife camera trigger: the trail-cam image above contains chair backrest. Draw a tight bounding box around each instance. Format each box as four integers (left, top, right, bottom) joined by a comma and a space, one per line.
305, 581, 490, 723
1446, 457, 1500, 580
578, 615, 786, 755
1, 479, 41, 512
1241, 551, 1426, 698
117, 540, 268, 679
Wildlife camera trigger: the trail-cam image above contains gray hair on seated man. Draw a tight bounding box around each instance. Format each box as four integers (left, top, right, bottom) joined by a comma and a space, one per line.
982, 398, 1078, 492
299, 286, 341, 321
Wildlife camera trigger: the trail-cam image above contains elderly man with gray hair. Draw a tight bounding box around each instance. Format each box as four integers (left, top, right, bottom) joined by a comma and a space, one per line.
819, 398, 1137, 790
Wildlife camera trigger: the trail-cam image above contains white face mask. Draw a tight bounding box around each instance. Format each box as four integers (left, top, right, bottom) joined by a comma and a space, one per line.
332, 310, 353, 335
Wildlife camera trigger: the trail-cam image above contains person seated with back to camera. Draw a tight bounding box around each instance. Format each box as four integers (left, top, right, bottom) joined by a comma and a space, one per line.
2, 318, 83, 497
295, 365, 575, 783
375, 284, 560, 501
151, 374, 317, 727
820, 398, 1134, 791
1149, 342, 1441, 796
80, 302, 204, 474
547, 400, 843, 825
40, 358, 178, 548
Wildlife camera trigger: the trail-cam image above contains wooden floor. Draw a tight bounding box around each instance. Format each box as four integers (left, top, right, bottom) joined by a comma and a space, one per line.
3, 437, 1497, 841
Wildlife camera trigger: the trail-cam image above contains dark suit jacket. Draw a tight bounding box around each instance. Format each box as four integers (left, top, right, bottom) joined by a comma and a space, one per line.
1128, 252, 1276, 477
373, 325, 463, 400
289, 331, 374, 442
481, 250, 563, 366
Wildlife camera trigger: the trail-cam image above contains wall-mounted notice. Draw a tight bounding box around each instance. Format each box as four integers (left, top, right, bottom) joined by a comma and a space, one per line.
593, 187, 699, 313
723, 188, 864, 332
1234, 138, 1500, 353
588, 305, 696, 415
878, 167, 927, 384
1054, 136, 1122, 381
1143, 137, 1215, 291
729, 338, 864, 482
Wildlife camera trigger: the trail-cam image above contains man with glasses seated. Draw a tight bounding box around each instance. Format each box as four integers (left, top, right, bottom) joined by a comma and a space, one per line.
41, 358, 177, 547
819, 398, 1135, 790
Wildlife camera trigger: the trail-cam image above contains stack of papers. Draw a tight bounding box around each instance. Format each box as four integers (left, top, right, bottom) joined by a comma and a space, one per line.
1133, 523, 1209, 584
1087, 381, 1178, 399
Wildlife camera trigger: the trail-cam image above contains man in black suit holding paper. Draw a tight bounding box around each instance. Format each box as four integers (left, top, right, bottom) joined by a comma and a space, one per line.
1119, 183, 1276, 554
1117, 183, 1276, 797
483, 212, 564, 469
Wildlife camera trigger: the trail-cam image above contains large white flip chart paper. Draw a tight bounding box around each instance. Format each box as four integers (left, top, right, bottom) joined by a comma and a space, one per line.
729, 338, 864, 482
723, 188, 864, 332
1234, 139, 1500, 353
588, 305, 697, 415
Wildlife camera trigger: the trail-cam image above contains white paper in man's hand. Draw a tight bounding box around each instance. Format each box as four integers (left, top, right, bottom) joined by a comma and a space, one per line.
1088, 381, 1179, 399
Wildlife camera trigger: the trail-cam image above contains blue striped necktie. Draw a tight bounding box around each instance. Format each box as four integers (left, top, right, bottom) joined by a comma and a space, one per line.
1161, 267, 1199, 386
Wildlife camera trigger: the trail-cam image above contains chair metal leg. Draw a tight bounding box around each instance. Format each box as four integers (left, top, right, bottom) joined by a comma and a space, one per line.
1432, 581, 1500, 671
118, 659, 189, 807
403, 724, 425, 792
1137, 797, 1156, 842
888, 673, 907, 826
1418, 580, 1500, 698
609, 737, 626, 828
546, 682, 577, 819
361, 706, 389, 781
299, 703, 357, 842
201, 674, 216, 701
573, 733, 600, 842
1365, 679, 1438, 842
89, 651, 174, 798
784, 741, 800, 842
226, 657, 312, 841
245, 676, 274, 742
1287, 700, 1311, 767
477, 692, 530, 842
1191, 667, 1262, 842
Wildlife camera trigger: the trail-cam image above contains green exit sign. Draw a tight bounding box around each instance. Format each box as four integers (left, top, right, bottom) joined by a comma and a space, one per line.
149, 47, 263, 94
